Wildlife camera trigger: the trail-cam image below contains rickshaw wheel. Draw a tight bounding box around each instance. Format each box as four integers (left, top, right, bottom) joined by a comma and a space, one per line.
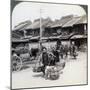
12, 56, 22, 72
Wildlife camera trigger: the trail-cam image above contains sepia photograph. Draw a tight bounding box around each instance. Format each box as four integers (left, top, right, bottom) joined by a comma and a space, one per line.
11, 0, 88, 89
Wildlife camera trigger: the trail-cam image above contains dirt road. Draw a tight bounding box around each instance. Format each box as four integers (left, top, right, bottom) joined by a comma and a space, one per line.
12, 52, 87, 89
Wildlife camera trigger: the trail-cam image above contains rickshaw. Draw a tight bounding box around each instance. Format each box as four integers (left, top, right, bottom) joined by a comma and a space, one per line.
11, 38, 39, 72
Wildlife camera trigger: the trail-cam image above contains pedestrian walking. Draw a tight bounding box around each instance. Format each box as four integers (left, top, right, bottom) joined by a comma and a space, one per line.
52, 46, 60, 63
64, 45, 69, 58
69, 43, 77, 59
59, 44, 64, 59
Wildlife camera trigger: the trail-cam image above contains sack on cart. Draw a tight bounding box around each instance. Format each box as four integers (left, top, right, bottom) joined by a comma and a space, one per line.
45, 66, 60, 80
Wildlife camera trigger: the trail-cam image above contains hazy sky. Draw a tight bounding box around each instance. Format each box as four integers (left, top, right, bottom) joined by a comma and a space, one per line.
12, 2, 86, 29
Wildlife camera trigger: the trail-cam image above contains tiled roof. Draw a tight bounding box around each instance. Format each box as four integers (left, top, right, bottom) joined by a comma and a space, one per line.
62, 17, 80, 27
13, 20, 32, 31
76, 15, 87, 24
50, 15, 73, 28
26, 18, 53, 29
62, 15, 87, 27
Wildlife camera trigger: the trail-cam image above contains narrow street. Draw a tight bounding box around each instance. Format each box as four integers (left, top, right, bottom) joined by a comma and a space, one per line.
12, 52, 87, 89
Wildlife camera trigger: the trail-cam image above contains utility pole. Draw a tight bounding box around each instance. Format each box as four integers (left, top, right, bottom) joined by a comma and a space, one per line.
39, 8, 42, 52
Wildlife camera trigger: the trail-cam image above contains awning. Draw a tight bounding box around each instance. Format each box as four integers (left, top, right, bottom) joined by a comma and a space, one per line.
41, 37, 49, 40
70, 35, 87, 39
30, 36, 40, 40
12, 38, 29, 43
48, 36, 60, 39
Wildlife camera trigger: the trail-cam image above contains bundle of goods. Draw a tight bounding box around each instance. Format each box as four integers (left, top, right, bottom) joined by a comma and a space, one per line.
45, 60, 66, 80
16, 47, 29, 54
45, 66, 60, 80
20, 53, 30, 61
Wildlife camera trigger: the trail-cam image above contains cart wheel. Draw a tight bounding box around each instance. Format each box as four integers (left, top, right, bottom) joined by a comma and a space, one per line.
12, 56, 22, 72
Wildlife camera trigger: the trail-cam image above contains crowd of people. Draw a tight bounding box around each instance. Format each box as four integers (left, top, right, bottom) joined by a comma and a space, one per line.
12, 39, 78, 75
38, 40, 78, 76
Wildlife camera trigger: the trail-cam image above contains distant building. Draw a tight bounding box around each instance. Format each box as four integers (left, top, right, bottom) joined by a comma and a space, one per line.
12, 15, 87, 50
62, 15, 87, 50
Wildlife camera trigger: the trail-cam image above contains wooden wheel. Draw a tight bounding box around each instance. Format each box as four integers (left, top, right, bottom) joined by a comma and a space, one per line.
12, 55, 22, 72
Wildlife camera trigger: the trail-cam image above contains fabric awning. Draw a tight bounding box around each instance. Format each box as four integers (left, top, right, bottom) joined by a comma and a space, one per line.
70, 35, 87, 39
12, 38, 29, 43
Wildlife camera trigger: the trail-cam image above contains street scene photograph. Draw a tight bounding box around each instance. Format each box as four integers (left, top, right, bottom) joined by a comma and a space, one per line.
11, 1, 88, 89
